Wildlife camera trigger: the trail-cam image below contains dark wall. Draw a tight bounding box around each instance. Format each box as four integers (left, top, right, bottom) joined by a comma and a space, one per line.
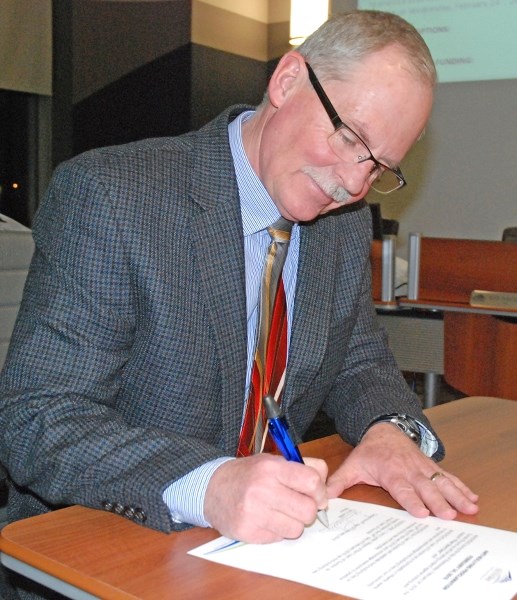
0, 91, 30, 226
53, 1, 278, 159
2, 0, 284, 225
53, 0, 193, 162
190, 44, 275, 131
73, 44, 192, 156
52, 0, 74, 168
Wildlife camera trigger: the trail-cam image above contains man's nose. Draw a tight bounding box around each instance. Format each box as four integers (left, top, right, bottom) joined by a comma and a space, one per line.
334, 160, 372, 197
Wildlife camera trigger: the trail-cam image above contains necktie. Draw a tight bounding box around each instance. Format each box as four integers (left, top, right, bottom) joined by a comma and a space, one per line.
237, 217, 293, 457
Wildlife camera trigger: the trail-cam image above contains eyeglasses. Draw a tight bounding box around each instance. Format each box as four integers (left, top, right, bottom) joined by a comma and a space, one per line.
305, 62, 407, 195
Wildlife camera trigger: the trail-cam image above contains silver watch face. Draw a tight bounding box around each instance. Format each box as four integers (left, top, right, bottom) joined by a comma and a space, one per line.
390, 416, 421, 444
370, 413, 422, 445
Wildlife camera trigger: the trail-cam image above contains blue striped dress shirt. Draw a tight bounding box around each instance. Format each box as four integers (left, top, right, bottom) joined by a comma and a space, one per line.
162, 111, 300, 526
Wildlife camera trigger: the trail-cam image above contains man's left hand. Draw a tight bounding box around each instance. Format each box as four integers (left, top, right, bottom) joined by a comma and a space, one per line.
326, 422, 479, 519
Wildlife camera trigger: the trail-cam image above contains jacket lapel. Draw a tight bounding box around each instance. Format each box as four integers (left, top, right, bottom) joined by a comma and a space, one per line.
189, 109, 249, 453
283, 216, 338, 408
185, 106, 344, 449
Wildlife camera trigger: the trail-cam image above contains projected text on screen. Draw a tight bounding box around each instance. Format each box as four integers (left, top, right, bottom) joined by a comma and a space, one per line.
358, 0, 517, 83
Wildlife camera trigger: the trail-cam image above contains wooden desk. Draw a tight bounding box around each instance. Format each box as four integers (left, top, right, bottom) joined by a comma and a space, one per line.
404, 235, 517, 313
400, 234, 517, 400
1, 397, 516, 600
444, 312, 517, 400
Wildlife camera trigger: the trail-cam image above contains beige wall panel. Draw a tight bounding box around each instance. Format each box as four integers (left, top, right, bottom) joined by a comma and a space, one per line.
193, 1, 268, 61
268, 0, 290, 24
197, 0, 268, 23
193, 0, 289, 61
0, 0, 52, 95
198, 0, 289, 23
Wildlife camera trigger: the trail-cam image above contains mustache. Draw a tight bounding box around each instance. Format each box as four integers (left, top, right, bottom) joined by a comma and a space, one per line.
303, 167, 351, 204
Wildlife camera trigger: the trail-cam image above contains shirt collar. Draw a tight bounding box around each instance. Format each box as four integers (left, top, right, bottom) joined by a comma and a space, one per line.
228, 111, 282, 236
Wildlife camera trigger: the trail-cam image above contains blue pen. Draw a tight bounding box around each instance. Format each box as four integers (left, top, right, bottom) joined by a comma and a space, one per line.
263, 395, 329, 527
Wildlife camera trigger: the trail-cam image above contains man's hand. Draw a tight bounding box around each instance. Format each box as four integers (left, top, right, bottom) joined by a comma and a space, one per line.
326, 423, 479, 519
204, 454, 328, 543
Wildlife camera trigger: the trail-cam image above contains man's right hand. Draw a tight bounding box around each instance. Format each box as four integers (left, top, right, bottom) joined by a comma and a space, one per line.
204, 454, 328, 543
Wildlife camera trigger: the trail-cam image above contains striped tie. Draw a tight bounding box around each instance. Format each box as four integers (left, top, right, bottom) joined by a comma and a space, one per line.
237, 217, 293, 457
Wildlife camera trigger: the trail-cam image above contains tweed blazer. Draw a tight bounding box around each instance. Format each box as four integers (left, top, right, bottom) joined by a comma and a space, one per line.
0, 106, 442, 534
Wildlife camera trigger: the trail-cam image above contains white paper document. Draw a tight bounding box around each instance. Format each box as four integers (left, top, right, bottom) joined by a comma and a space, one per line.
188, 499, 517, 600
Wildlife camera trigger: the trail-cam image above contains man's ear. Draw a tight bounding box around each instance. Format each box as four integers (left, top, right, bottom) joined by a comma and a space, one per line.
268, 51, 306, 109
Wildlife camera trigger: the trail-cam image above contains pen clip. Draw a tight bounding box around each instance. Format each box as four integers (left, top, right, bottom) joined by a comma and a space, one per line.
263, 394, 282, 420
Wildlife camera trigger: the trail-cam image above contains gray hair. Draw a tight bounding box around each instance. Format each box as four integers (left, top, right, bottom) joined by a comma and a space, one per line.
296, 10, 436, 87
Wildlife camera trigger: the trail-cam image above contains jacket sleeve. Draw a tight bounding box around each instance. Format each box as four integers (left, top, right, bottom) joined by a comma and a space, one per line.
0, 157, 226, 533
320, 208, 445, 460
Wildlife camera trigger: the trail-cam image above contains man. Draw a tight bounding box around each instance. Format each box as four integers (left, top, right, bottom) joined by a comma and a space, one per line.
0, 10, 478, 595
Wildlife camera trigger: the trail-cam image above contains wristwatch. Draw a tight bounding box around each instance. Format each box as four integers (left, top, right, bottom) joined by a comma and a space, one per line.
368, 413, 422, 446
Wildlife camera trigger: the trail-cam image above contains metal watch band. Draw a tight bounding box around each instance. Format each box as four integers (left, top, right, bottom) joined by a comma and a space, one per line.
369, 413, 422, 446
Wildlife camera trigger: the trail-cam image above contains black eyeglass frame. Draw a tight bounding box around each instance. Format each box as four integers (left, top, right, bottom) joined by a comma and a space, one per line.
305, 62, 407, 194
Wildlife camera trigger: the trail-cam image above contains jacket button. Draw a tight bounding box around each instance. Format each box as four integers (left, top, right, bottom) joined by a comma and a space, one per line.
101, 500, 113, 512
113, 502, 124, 515
123, 506, 135, 519
134, 508, 147, 523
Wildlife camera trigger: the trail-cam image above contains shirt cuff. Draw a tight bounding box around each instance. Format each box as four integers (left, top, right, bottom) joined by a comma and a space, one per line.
162, 457, 234, 528
416, 420, 439, 457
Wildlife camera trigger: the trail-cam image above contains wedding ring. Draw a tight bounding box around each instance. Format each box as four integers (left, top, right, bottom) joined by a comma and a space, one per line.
430, 471, 445, 482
